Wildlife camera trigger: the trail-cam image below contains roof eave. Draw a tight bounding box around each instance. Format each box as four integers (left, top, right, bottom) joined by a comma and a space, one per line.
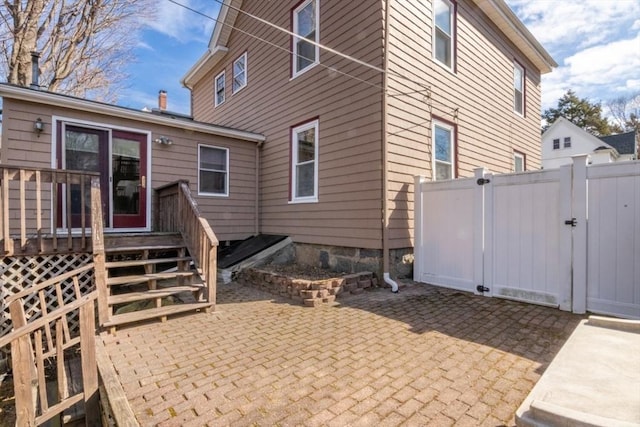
181, 46, 229, 89
472, 0, 557, 74
0, 84, 265, 143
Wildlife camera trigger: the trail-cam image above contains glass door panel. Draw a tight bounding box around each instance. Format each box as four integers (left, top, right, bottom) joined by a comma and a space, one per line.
112, 131, 147, 228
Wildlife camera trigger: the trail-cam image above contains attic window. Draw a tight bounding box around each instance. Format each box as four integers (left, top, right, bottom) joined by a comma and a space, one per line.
292, 0, 319, 77
233, 52, 247, 93
553, 139, 560, 150
215, 71, 225, 107
564, 137, 571, 148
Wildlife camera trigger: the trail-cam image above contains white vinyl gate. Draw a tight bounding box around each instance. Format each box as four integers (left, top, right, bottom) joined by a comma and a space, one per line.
414, 156, 640, 319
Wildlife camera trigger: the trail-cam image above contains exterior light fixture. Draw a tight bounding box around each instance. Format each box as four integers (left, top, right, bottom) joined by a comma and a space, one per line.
34, 118, 44, 136
153, 136, 173, 145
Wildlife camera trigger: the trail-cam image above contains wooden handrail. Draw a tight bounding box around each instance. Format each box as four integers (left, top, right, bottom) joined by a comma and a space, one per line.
155, 181, 218, 309
0, 164, 101, 256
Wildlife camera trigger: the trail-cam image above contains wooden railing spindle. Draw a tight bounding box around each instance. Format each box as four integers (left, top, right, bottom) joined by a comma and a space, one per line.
65, 172, 72, 250
35, 170, 43, 253
34, 330, 49, 413
52, 171, 58, 252
19, 169, 26, 248
2, 168, 10, 253
80, 174, 86, 250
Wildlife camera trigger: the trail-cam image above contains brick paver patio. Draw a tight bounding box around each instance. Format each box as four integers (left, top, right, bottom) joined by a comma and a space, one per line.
100, 282, 582, 426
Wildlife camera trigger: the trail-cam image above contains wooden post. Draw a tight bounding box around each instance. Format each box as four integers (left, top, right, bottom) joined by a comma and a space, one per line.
2, 168, 10, 254
571, 155, 588, 314
36, 170, 43, 253
9, 301, 37, 426
91, 177, 109, 326
80, 299, 99, 426
20, 169, 26, 248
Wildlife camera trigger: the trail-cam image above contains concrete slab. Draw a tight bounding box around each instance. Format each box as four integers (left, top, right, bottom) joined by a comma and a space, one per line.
516, 316, 640, 427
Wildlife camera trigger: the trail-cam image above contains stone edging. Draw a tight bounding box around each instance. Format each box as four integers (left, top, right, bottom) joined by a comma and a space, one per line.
237, 268, 378, 307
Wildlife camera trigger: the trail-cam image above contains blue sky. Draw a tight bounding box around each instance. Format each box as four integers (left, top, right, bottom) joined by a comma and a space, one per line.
123, 0, 640, 116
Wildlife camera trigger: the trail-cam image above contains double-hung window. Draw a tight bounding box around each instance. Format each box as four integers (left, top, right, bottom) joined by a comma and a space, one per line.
513, 151, 525, 172
433, 0, 455, 71
214, 71, 225, 107
233, 52, 247, 93
198, 145, 229, 196
292, 0, 319, 77
553, 139, 560, 150
564, 137, 572, 148
433, 119, 456, 180
291, 120, 319, 202
514, 62, 525, 115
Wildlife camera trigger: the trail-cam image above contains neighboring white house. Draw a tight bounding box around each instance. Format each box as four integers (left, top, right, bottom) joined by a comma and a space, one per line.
541, 117, 628, 169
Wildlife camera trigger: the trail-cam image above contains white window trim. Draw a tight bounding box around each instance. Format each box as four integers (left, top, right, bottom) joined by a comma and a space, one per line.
432, 119, 455, 181
198, 144, 229, 197
432, 0, 455, 73
290, 120, 319, 203
513, 61, 525, 116
513, 151, 525, 172
292, 0, 320, 79
232, 52, 248, 94
214, 71, 225, 107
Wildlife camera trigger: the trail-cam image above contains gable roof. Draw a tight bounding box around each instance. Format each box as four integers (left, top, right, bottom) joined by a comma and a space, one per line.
598, 130, 638, 156
542, 117, 618, 155
0, 83, 265, 143
181, 0, 556, 89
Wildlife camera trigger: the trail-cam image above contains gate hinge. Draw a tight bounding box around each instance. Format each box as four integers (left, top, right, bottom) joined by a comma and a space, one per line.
476, 285, 490, 293
476, 178, 491, 186
564, 218, 577, 227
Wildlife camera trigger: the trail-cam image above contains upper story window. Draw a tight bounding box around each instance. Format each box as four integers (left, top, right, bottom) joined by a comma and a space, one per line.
514, 62, 525, 116
514, 151, 525, 172
433, 0, 455, 71
291, 120, 319, 203
564, 137, 572, 148
233, 52, 247, 93
553, 139, 560, 150
292, 0, 319, 77
198, 145, 229, 196
214, 71, 225, 107
433, 119, 456, 180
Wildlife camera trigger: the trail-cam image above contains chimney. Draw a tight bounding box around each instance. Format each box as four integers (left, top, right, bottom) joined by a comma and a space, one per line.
158, 90, 167, 111
31, 51, 40, 89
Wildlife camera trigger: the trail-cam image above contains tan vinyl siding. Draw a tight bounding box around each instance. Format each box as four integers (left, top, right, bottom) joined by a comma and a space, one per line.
1, 98, 257, 241
192, 0, 385, 249
385, 0, 544, 249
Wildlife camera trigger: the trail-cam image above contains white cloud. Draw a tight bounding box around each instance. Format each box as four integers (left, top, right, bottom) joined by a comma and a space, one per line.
143, 0, 218, 43
540, 34, 640, 109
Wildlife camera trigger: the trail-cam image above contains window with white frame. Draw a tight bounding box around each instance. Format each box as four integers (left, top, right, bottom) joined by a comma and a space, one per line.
292, 0, 319, 77
433, 0, 455, 70
233, 52, 247, 93
564, 137, 572, 148
513, 151, 525, 172
291, 120, 319, 202
433, 120, 456, 180
214, 71, 225, 107
198, 145, 229, 196
514, 62, 525, 115
553, 138, 560, 150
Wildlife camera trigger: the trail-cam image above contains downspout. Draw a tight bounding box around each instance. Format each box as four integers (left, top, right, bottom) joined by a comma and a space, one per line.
255, 140, 263, 235
382, 0, 398, 293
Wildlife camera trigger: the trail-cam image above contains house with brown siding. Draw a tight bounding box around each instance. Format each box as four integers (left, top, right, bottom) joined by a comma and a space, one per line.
0, 84, 264, 241
181, 0, 556, 278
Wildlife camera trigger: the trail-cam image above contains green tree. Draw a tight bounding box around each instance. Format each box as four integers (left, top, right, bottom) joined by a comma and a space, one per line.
542, 90, 612, 136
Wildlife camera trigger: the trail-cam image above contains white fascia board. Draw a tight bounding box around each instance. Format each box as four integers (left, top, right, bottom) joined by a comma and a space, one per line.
472, 0, 557, 74
0, 84, 265, 143
181, 46, 229, 89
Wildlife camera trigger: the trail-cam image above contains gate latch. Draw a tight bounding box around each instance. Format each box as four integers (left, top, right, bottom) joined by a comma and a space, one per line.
476, 178, 491, 186
564, 218, 577, 227
476, 285, 490, 293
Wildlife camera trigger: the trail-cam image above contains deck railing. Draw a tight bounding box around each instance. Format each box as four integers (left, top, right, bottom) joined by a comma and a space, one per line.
0, 264, 99, 426
155, 180, 218, 309
0, 165, 101, 255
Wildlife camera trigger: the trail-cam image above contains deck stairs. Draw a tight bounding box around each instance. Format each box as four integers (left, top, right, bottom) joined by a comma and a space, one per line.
102, 232, 213, 332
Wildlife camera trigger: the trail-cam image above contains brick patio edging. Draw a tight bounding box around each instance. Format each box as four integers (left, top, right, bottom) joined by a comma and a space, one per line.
237, 268, 378, 306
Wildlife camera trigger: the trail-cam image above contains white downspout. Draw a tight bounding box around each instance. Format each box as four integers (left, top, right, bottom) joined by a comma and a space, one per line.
382, 0, 398, 293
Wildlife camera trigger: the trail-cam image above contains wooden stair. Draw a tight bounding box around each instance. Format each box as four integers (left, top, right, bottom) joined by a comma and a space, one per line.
102, 232, 213, 332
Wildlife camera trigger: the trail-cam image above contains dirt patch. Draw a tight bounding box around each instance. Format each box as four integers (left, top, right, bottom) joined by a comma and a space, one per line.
0, 376, 15, 427
258, 263, 346, 281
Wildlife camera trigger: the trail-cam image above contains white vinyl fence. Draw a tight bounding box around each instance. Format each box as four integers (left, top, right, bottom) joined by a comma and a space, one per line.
414, 156, 640, 319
